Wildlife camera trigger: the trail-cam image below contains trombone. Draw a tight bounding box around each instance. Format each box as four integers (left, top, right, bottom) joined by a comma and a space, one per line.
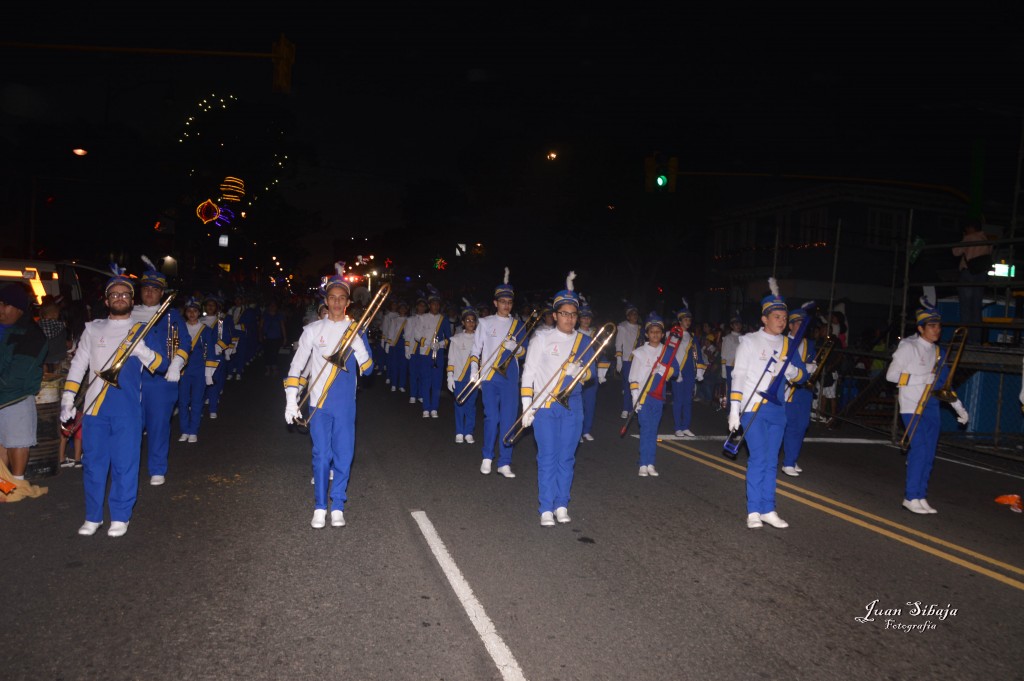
502, 323, 616, 446
64, 292, 177, 433
293, 283, 391, 428
455, 309, 541, 405
802, 335, 835, 389
899, 326, 967, 449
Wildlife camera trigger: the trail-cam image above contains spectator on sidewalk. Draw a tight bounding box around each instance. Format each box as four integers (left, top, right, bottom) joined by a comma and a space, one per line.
0, 283, 48, 480
952, 221, 994, 344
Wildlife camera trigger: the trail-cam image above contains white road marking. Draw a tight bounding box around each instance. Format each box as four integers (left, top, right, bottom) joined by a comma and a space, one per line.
411, 510, 527, 681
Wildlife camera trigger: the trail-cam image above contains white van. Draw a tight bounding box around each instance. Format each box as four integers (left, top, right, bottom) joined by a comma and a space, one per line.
0, 259, 93, 305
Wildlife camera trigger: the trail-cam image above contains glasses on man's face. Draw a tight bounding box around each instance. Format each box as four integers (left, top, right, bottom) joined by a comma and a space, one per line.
556, 311, 578, 319
108, 292, 132, 300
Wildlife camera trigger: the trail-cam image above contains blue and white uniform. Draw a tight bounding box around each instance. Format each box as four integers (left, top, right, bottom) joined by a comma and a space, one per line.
178, 317, 218, 438
615, 308, 642, 414
670, 328, 707, 434
201, 303, 235, 416
447, 318, 479, 441
407, 300, 451, 415
473, 311, 527, 468
782, 328, 814, 471
628, 331, 679, 470
385, 305, 410, 392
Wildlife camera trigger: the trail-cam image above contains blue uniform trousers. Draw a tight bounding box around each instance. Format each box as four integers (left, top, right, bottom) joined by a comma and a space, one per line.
742, 404, 786, 514
205, 363, 227, 414
782, 389, 813, 468
581, 381, 598, 435
902, 406, 939, 500
82, 408, 143, 523
481, 367, 519, 466
373, 342, 387, 374
534, 394, 583, 513
671, 373, 696, 431
141, 374, 177, 476
453, 376, 478, 437
637, 397, 665, 466
178, 373, 206, 435
410, 354, 429, 402
388, 344, 408, 390
620, 360, 633, 412
423, 354, 444, 412
310, 405, 356, 511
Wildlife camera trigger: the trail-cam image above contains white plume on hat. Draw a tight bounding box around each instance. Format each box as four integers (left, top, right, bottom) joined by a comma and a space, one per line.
335, 261, 346, 275
141, 255, 156, 272
462, 297, 471, 307
768, 277, 779, 297
919, 295, 934, 309
109, 262, 126, 276
681, 296, 689, 309
503, 267, 510, 284
566, 271, 575, 291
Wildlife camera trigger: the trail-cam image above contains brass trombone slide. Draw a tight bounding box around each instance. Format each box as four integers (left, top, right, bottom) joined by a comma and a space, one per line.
64, 291, 177, 433
802, 335, 835, 389
293, 283, 391, 428
455, 309, 541, 405
502, 323, 616, 446
899, 326, 967, 449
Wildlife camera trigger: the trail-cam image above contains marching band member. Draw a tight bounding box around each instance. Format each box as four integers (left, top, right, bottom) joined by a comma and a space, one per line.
577, 300, 608, 442
728, 279, 804, 529
132, 256, 190, 486
520, 272, 596, 526
720, 311, 743, 406
61, 265, 165, 538
177, 297, 218, 444
408, 285, 451, 418
628, 312, 679, 477
379, 298, 399, 384
781, 308, 817, 477
405, 293, 428, 406
615, 301, 642, 418
446, 299, 479, 444
385, 300, 410, 393
670, 299, 706, 438
886, 298, 969, 515
284, 264, 373, 529
201, 294, 235, 420
472, 267, 528, 478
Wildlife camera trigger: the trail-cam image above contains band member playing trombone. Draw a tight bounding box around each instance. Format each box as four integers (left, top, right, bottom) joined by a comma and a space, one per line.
446, 300, 479, 444
728, 279, 804, 529
628, 312, 679, 477
781, 308, 816, 477
885, 299, 969, 515
472, 267, 527, 478
519, 273, 594, 526
61, 265, 166, 538
132, 256, 190, 486
284, 264, 373, 529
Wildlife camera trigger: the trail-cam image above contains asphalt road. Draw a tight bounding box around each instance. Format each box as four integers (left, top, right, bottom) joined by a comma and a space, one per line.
5, 368, 1024, 681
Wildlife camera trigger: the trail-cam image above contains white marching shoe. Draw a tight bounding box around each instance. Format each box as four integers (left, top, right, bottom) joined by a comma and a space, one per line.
646, 465, 659, 477
409, 396, 417, 404
480, 459, 492, 475
178, 433, 189, 442
902, 499, 929, 514
582, 433, 594, 441
620, 410, 628, 419
918, 499, 938, 514
455, 434, 464, 444
78, 520, 102, 536
638, 465, 649, 477
422, 410, 430, 418
496, 465, 516, 478
759, 511, 789, 528
540, 512, 555, 527
311, 509, 327, 529
330, 510, 346, 527
188, 435, 197, 443
746, 513, 763, 529
555, 507, 571, 524
781, 466, 800, 477
430, 410, 438, 418
107, 521, 130, 537
150, 475, 165, 486
464, 434, 475, 444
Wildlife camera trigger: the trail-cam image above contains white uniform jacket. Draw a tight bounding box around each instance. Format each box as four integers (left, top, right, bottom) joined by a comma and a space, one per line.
520, 327, 592, 409
885, 334, 941, 414
730, 330, 803, 412
446, 330, 478, 381
286, 318, 371, 409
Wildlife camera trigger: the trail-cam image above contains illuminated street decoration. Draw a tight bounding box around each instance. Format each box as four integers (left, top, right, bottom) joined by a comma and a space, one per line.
433, 257, 447, 270
219, 176, 245, 203
215, 204, 236, 228
196, 199, 220, 224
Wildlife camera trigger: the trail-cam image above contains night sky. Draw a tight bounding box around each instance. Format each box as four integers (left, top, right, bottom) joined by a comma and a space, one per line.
3, 5, 1023, 300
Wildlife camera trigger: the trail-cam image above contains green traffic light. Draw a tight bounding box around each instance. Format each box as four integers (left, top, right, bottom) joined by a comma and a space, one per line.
656, 174, 668, 187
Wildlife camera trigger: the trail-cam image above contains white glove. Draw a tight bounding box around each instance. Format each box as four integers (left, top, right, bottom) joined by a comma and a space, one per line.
804, 362, 817, 376
470, 366, 480, 383
224, 347, 235, 361
521, 396, 533, 415
696, 368, 705, 382
285, 387, 301, 424
784, 363, 801, 382
165, 357, 184, 383
214, 344, 224, 356
405, 346, 412, 360
205, 367, 216, 386
132, 343, 157, 366
630, 389, 640, 412
381, 340, 388, 351
502, 339, 519, 352
952, 399, 969, 425
521, 409, 535, 429
447, 373, 455, 393
565, 361, 582, 377
653, 364, 666, 377
598, 367, 608, 384
60, 392, 77, 423
728, 403, 741, 433
721, 365, 728, 380
616, 357, 623, 373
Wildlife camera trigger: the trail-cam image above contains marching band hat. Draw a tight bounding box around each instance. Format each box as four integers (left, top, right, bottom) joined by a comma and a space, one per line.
397, 298, 410, 310
460, 297, 477, 320
202, 292, 224, 307
320, 261, 351, 296
578, 295, 593, 319
427, 284, 442, 303
139, 255, 167, 289
183, 296, 202, 310
676, 297, 693, 320
623, 299, 639, 315
788, 308, 809, 324
105, 263, 135, 296
644, 311, 665, 331
0, 283, 31, 313
552, 271, 580, 309
760, 277, 787, 316
729, 309, 743, 325
916, 296, 941, 326
493, 267, 514, 300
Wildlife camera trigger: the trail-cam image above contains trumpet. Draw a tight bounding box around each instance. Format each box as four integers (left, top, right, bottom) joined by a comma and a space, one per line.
900, 326, 967, 449
802, 335, 835, 389
455, 309, 541, 405
167, 322, 180, 360
64, 292, 177, 433
293, 283, 391, 428
503, 323, 616, 446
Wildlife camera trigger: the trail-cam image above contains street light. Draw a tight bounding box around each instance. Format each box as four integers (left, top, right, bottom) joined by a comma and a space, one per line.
367, 269, 379, 293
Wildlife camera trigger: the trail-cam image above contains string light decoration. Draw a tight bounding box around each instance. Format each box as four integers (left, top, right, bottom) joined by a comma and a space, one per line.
196, 199, 220, 225
219, 176, 245, 203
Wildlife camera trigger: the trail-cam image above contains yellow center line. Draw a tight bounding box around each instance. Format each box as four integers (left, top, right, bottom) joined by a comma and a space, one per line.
657, 440, 1024, 592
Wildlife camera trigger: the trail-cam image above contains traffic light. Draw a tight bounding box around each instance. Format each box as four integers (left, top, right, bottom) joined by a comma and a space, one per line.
272, 34, 295, 94
644, 155, 678, 192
